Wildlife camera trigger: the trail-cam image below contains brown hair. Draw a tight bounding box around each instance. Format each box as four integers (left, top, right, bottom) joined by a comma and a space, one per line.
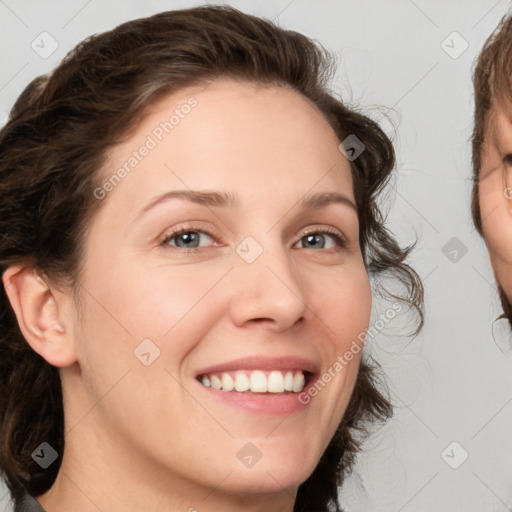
0, 5, 423, 511
472, 14, 512, 326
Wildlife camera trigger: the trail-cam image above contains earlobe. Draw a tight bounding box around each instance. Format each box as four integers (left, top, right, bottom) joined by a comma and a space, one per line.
1, 264, 77, 367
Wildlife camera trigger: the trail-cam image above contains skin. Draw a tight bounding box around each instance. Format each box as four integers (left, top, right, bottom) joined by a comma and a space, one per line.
3, 78, 371, 512
479, 97, 512, 303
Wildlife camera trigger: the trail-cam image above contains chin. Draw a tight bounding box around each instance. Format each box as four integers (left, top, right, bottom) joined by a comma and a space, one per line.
234, 450, 318, 491
226, 465, 315, 495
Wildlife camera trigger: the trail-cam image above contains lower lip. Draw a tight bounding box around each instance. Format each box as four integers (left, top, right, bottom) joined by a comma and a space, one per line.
195, 375, 317, 415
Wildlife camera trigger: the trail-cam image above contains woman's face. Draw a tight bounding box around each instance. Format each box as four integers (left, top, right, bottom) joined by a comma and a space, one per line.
62, 78, 371, 501
479, 99, 512, 303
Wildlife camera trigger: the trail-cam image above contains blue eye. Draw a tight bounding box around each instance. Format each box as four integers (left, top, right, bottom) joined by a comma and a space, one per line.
296, 230, 346, 250
160, 226, 346, 252
161, 229, 214, 250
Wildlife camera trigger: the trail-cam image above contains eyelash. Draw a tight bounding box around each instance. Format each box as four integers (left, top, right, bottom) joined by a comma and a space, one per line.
159, 225, 347, 253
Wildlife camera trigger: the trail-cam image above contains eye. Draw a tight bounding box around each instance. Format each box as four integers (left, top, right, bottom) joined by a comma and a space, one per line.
295, 228, 346, 250
159, 225, 347, 253
161, 228, 215, 250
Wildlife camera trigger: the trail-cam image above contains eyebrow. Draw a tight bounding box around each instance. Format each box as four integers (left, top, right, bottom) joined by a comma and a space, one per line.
133, 189, 358, 221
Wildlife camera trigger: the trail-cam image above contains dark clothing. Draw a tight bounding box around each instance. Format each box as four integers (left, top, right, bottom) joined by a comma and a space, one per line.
13, 491, 45, 512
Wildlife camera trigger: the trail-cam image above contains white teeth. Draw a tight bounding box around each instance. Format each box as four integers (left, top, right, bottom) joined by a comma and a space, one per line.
250, 370, 268, 392
211, 375, 222, 390
234, 372, 250, 392
221, 373, 235, 391
284, 371, 294, 391
268, 371, 285, 393
200, 369, 307, 393
292, 372, 305, 392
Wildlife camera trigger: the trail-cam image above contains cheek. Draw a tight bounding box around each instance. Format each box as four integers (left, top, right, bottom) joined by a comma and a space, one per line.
314, 266, 372, 347
87, 258, 220, 338
479, 168, 512, 301
304, 269, 370, 438
480, 168, 512, 266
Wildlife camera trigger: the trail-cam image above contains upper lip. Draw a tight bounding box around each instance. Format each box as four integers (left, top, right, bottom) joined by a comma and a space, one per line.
195, 356, 320, 377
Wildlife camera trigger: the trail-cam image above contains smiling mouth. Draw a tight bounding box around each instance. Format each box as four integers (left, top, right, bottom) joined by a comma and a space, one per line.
197, 369, 311, 394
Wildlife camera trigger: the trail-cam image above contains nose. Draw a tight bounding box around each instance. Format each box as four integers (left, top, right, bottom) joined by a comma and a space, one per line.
228, 241, 308, 331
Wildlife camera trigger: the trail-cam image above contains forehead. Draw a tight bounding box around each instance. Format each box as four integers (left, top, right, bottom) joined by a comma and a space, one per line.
103, 78, 353, 193
95, 78, 355, 225
145, 78, 341, 146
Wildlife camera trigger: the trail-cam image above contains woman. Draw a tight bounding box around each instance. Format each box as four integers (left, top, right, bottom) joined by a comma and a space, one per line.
0, 5, 423, 511
472, 14, 512, 335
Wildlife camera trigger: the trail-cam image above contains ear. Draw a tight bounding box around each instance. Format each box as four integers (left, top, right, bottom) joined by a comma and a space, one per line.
2, 264, 78, 367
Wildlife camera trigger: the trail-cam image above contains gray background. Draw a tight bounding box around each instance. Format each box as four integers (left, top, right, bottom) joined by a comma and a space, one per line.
0, 0, 511, 510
